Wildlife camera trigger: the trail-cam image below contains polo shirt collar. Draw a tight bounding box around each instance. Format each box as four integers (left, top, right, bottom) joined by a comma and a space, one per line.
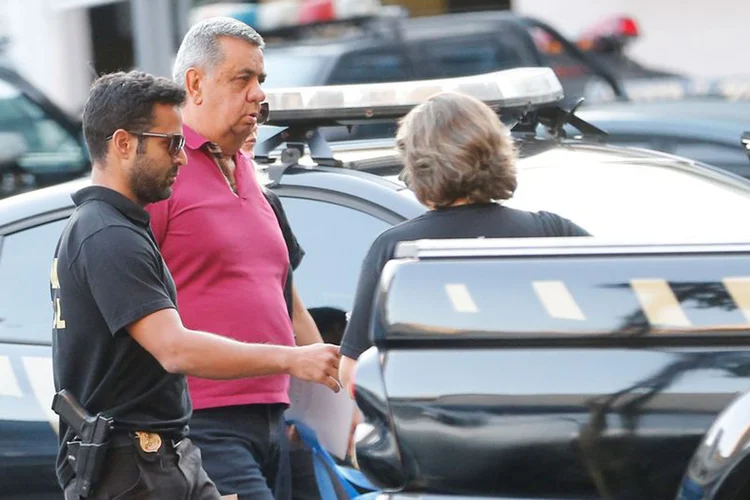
184, 124, 212, 151
183, 124, 240, 159
72, 185, 151, 226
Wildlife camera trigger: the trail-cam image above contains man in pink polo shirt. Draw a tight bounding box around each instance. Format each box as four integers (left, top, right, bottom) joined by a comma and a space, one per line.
146, 17, 332, 500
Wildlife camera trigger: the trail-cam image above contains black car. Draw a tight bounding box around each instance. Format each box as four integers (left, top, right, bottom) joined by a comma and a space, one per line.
354, 236, 750, 499
572, 98, 750, 178
2, 68, 750, 498
0, 63, 89, 200
260, 10, 629, 108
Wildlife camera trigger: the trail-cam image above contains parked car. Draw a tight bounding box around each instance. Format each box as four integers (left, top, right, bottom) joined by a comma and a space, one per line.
2, 68, 750, 498
571, 98, 750, 178
0, 63, 88, 200
354, 236, 750, 499
260, 9, 630, 108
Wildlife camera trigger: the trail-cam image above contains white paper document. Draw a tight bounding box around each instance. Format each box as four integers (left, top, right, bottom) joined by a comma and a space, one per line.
285, 377, 355, 460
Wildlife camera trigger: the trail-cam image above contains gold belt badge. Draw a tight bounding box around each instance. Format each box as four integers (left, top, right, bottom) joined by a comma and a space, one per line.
135, 431, 162, 453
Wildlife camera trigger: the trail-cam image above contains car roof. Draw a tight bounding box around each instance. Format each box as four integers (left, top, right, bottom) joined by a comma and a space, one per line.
264, 10, 524, 51
0, 177, 88, 230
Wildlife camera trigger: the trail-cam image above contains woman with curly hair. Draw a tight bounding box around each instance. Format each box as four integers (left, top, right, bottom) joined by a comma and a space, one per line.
338, 91, 591, 391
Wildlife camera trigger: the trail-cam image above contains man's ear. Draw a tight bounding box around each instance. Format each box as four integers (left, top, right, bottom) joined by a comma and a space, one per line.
110, 129, 134, 160
185, 68, 203, 105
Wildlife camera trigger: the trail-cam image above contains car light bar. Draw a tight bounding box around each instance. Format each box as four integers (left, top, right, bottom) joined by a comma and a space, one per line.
262, 67, 564, 126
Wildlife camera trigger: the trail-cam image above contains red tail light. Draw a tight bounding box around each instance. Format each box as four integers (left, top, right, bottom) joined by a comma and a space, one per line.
581, 15, 640, 41
618, 17, 640, 38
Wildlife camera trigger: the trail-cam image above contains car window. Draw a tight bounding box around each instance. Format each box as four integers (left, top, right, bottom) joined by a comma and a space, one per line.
0, 77, 87, 198
508, 151, 750, 241
280, 195, 392, 316
0, 218, 67, 344
261, 52, 331, 88
328, 51, 410, 85
424, 36, 527, 78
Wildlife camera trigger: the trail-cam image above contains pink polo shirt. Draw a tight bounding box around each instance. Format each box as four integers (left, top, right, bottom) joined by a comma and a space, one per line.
146, 125, 294, 410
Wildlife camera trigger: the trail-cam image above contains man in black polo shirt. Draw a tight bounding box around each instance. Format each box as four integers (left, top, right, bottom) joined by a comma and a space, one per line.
51, 71, 341, 500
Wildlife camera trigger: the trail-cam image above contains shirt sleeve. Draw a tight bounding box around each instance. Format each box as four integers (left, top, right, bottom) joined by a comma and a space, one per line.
144, 199, 170, 247
340, 233, 395, 360
263, 189, 305, 270
539, 211, 592, 237
75, 226, 177, 335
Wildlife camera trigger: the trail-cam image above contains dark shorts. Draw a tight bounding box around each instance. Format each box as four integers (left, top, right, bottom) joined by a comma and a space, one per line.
63, 435, 220, 500
189, 404, 292, 500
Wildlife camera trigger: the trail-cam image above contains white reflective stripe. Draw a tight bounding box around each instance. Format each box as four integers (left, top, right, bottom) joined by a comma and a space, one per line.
532, 281, 586, 321
22, 356, 58, 435
0, 356, 23, 398
723, 277, 750, 324
630, 279, 691, 328
444, 284, 479, 313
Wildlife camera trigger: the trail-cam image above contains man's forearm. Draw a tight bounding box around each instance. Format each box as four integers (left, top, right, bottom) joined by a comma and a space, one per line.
128, 307, 339, 390
166, 328, 293, 379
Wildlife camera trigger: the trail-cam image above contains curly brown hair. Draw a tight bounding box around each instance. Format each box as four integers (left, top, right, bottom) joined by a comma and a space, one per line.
396, 91, 518, 208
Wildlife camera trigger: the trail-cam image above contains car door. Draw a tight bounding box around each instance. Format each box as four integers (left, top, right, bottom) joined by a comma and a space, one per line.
273, 189, 399, 345
357, 239, 750, 499
0, 215, 70, 499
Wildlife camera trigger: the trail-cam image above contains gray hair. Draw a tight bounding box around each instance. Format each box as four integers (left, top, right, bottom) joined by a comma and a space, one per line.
397, 91, 518, 207
173, 17, 265, 85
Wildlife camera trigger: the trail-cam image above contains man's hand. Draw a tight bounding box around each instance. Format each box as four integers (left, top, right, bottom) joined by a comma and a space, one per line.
287, 343, 342, 392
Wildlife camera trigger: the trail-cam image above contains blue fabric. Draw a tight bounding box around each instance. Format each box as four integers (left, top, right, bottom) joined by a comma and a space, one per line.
288, 420, 377, 499
334, 466, 376, 492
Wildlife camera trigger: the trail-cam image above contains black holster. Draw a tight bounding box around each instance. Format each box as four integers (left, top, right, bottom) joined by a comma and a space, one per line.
52, 390, 114, 498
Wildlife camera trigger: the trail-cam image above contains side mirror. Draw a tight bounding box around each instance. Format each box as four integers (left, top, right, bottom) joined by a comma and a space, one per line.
742, 132, 750, 161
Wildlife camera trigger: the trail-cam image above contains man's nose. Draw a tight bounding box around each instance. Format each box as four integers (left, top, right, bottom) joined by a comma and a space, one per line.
249, 84, 266, 103
176, 148, 188, 167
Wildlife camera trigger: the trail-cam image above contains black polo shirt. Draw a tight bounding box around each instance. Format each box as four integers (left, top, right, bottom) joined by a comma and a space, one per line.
51, 186, 190, 489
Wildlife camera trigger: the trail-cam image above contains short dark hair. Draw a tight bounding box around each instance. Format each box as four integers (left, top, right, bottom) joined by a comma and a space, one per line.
82, 71, 186, 163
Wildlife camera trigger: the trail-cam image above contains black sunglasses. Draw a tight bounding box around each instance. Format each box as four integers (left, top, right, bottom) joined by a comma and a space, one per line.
107, 131, 186, 157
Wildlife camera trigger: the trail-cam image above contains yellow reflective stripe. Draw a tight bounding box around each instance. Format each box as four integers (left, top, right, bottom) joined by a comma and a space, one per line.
444, 284, 478, 313
0, 356, 22, 398
723, 277, 750, 324
630, 279, 691, 328
532, 280, 586, 321
22, 356, 58, 435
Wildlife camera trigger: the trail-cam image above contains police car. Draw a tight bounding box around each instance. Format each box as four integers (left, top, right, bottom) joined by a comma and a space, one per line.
1, 68, 750, 499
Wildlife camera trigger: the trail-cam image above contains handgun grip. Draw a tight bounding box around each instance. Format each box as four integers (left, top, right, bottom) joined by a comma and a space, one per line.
52, 389, 89, 436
